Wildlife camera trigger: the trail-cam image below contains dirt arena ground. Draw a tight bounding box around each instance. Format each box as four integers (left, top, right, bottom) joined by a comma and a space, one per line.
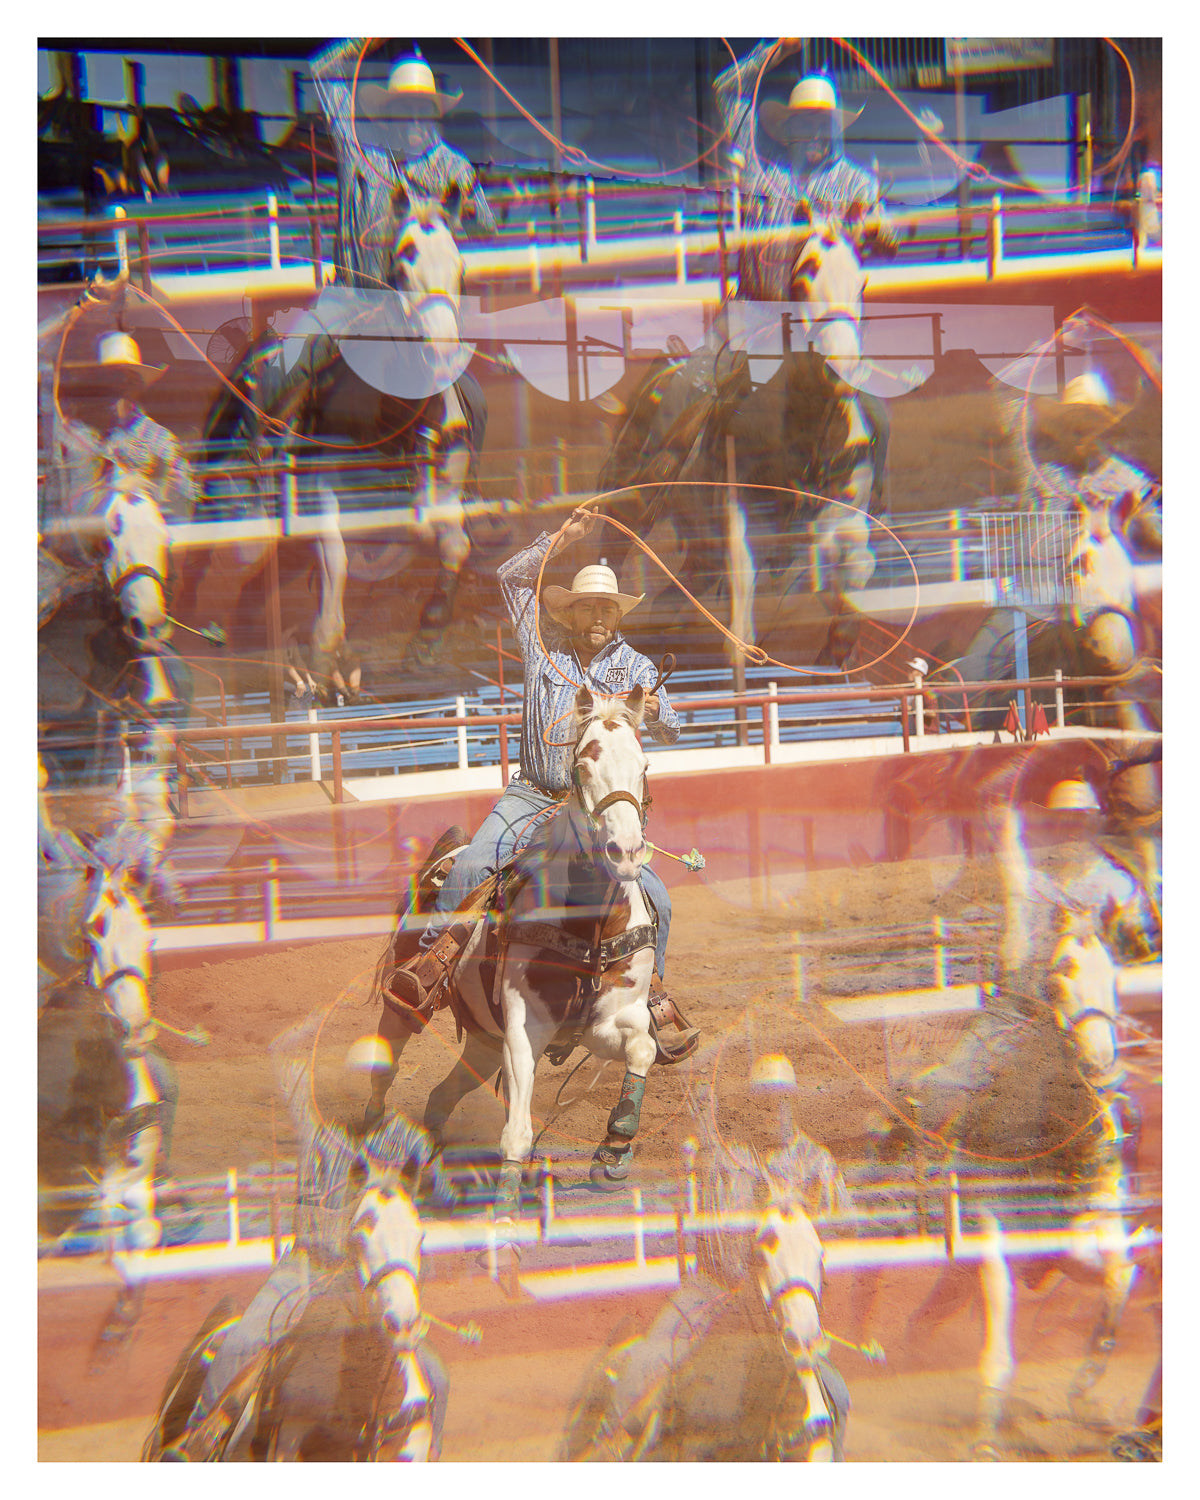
38, 846, 1162, 1462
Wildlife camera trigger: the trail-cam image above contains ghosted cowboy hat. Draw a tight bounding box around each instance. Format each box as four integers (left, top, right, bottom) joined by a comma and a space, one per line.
62, 331, 166, 391
1036, 778, 1103, 812
1034, 371, 1133, 444
543, 564, 644, 626
761, 75, 864, 143
359, 55, 462, 119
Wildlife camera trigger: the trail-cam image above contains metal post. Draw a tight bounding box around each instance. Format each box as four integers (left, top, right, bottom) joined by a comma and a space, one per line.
933, 915, 946, 987
175, 734, 188, 819
913, 667, 925, 738
456, 695, 469, 771
1012, 610, 1029, 732
944, 1171, 961, 1259
564, 296, 580, 408
226, 1168, 241, 1247
499, 722, 510, 786
724, 434, 748, 745
527, 220, 540, 294
264, 856, 280, 939
548, 38, 563, 177
585, 176, 596, 251
900, 693, 911, 753
768, 680, 780, 749
113, 205, 130, 277
674, 208, 687, 284
137, 221, 152, 294
986, 193, 1003, 279
281, 452, 296, 537
267, 193, 281, 269
632, 1187, 646, 1267
332, 730, 343, 803
1055, 668, 1065, 728
307, 704, 321, 780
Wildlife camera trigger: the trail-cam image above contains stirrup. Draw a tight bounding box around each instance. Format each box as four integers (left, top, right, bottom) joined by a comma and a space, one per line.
647, 990, 700, 1065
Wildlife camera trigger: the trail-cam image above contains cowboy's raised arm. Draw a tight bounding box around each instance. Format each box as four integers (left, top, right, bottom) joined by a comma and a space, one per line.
497, 530, 562, 658
714, 38, 800, 177
310, 38, 376, 145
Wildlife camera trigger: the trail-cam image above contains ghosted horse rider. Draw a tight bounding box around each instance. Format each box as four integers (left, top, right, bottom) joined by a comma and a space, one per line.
387, 510, 699, 1063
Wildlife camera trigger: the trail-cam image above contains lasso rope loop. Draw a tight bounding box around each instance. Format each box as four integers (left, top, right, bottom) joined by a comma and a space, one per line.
533, 488, 919, 726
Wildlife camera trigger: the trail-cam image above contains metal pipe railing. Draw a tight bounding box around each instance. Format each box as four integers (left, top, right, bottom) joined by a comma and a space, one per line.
165, 670, 1142, 816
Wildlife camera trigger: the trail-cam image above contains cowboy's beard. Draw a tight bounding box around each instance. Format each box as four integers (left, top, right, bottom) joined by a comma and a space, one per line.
573, 621, 615, 654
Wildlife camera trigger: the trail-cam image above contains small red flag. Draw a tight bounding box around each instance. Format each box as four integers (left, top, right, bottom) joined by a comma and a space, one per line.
1031, 701, 1050, 738
1003, 700, 1021, 738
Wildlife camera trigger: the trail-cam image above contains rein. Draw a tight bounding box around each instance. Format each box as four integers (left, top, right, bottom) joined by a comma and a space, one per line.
99, 965, 150, 990
359, 1257, 420, 1297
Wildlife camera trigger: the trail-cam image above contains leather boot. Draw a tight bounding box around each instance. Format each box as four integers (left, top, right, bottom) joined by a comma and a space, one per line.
647, 980, 700, 1064
386, 917, 474, 1016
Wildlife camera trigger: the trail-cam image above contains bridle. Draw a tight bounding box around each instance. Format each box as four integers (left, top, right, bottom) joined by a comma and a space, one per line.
571, 768, 651, 836
569, 714, 653, 840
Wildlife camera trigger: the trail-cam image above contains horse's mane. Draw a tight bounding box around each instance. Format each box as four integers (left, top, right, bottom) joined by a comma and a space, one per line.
575, 691, 645, 737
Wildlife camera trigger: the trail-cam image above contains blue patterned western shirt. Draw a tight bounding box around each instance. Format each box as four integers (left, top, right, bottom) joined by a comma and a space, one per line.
499, 532, 680, 794
311, 38, 497, 291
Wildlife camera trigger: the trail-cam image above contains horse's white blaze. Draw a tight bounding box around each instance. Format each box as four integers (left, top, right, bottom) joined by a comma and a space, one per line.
1050, 917, 1121, 1082
756, 1201, 825, 1353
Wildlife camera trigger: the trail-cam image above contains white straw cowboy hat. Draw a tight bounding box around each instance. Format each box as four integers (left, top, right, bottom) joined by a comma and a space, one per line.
761, 75, 864, 143
543, 564, 644, 626
1038, 778, 1103, 812
1035, 370, 1132, 444
63, 331, 166, 389
359, 55, 462, 119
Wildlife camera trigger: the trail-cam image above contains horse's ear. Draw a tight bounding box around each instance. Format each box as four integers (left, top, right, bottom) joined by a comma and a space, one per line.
626, 683, 646, 723
441, 181, 464, 227
792, 196, 813, 229
575, 685, 594, 724
391, 181, 413, 224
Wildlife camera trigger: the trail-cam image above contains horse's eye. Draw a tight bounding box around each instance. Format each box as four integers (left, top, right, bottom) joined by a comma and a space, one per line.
756, 1227, 780, 1255
397, 241, 419, 265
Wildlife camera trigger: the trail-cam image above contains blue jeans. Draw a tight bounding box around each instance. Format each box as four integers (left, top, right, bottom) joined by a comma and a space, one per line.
430, 779, 671, 979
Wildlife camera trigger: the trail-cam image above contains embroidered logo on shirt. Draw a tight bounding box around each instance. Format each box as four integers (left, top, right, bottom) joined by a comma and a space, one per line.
605, 668, 627, 687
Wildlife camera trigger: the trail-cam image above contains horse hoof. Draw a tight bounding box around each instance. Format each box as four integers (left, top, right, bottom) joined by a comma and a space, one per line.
419, 595, 453, 631
589, 1144, 632, 1187
407, 636, 439, 670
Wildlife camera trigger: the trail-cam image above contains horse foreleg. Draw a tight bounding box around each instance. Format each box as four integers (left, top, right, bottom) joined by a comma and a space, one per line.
975, 1211, 1015, 1458
815, 463, 876, 593
1067, 1232, 1137, 1426
496, 990, 544, 1215
422, 1029, 503, 1142
364, 1003, 424, 1130
589, 990, 656, 1187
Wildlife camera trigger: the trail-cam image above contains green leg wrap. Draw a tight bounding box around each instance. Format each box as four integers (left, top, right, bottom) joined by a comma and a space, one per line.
607, 1072, 646, 1142
495, 1159, 523, 1215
